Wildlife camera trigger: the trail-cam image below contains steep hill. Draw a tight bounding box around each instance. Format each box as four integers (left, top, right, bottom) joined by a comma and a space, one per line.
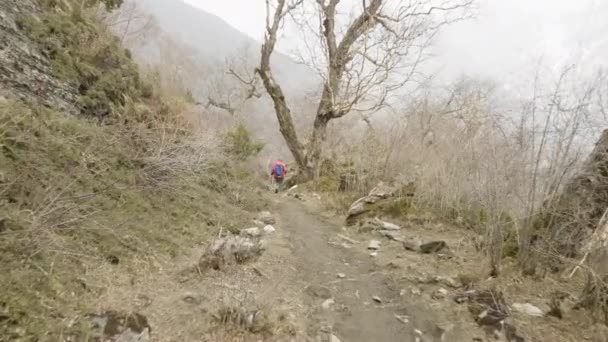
135, 0, 318, 93
0, 1, 266, 339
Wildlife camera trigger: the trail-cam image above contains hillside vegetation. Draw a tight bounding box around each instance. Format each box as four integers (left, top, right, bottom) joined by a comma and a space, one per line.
0, 1, 265, 339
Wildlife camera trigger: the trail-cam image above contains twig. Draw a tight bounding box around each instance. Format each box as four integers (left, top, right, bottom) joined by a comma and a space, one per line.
569, 208, 608, 278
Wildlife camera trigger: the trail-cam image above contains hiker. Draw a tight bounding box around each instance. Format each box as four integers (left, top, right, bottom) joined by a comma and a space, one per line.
270, 159, 287, 193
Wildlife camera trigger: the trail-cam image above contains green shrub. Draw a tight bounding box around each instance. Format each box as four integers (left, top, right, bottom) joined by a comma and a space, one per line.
222, 123, 265, 161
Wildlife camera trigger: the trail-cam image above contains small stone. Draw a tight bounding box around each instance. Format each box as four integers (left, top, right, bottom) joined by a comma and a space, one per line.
263, 225, 276, 234
512, 303, 544, 317
182, 292, 201, 304
379, 230, 405, 242
241, 227, 261, 237
257, 211, 275, 224
370, 251, 378, 257
337, 273, 346, 279
435, 276, 462, 289
395, 314, 409, 324
372, 296, 383, 303
329, 334, 342, 342
321, 298, 335, 310
432, 288, 448, 299
411, 287, 422, 296
403, 238, 421, 252
381, 221, 401, 230
368, 240, 381, 250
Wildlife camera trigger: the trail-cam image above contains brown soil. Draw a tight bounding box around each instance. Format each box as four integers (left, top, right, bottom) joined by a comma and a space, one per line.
90, 194, 594, 341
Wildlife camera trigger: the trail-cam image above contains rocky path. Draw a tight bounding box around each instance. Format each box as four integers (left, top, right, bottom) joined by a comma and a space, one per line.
273, 197, 444, 342
91, 195, 470, 341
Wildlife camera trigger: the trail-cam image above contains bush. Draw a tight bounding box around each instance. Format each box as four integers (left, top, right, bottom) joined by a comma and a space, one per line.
222, 123, 265, 161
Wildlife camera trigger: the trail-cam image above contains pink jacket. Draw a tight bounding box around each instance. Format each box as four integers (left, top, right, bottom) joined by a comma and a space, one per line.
271, 161, 287, 178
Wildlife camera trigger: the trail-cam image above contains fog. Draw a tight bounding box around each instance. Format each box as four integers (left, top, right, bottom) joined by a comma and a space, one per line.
185, 0, 608, 85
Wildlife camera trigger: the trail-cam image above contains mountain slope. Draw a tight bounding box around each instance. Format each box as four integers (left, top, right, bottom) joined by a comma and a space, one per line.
137, 0, 318, 92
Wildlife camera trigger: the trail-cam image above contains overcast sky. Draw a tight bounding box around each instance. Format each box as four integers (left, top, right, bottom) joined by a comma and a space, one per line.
183, 0, 607, 84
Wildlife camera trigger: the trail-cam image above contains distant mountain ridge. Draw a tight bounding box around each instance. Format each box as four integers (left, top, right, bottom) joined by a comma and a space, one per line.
136, 0, 318, 93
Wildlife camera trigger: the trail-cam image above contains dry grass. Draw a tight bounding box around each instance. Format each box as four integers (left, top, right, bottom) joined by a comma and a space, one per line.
0, 92, 266, 339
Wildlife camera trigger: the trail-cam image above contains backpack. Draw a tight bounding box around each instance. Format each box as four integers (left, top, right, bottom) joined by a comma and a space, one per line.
274, 164, 284, 178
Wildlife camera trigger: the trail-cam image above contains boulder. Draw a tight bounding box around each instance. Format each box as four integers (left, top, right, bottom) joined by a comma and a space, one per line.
199, 236, 264, 271
346, 183, 395, 225
89, 311, 150, 342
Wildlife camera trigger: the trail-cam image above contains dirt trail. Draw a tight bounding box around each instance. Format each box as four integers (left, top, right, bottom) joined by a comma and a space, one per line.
273, 197, 442, 342
93, 196, 451, 341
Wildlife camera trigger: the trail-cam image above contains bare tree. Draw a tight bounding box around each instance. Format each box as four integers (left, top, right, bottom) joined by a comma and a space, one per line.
256, 0, 473, 180
203, 46, 262, 116
102, 0, 159, 46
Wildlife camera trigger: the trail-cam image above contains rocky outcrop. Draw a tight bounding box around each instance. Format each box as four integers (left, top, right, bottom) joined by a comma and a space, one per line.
199, 236, 265, 271
0, 0, 78, 112
346, 182, 394, 225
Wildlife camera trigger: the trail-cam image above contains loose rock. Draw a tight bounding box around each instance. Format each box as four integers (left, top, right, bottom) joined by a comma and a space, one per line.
241, 227, 261, 237
329, 334, 342, 342
395, 314, 410, 324
403, 238, 422, 252
199, 236, 264, 271
182, 292, 202, 305
419, 241, 449, 254
379, 230, 405, 242
346, 183, 395, 224
380, 220, 401, 231
368, 240, 381, 250
337, 273, 346, 279
411, 287, 422, 296
432, 288, 449, 300
89, 311, 151, 342
257, 211, 275, 224
512, 303, 544, 317
372, 296, 383, 303
321, 298, 335, 310
263, 225, 276, 234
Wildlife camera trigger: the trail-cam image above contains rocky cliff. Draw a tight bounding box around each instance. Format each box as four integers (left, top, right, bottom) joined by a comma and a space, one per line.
0, 0, 78, 112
